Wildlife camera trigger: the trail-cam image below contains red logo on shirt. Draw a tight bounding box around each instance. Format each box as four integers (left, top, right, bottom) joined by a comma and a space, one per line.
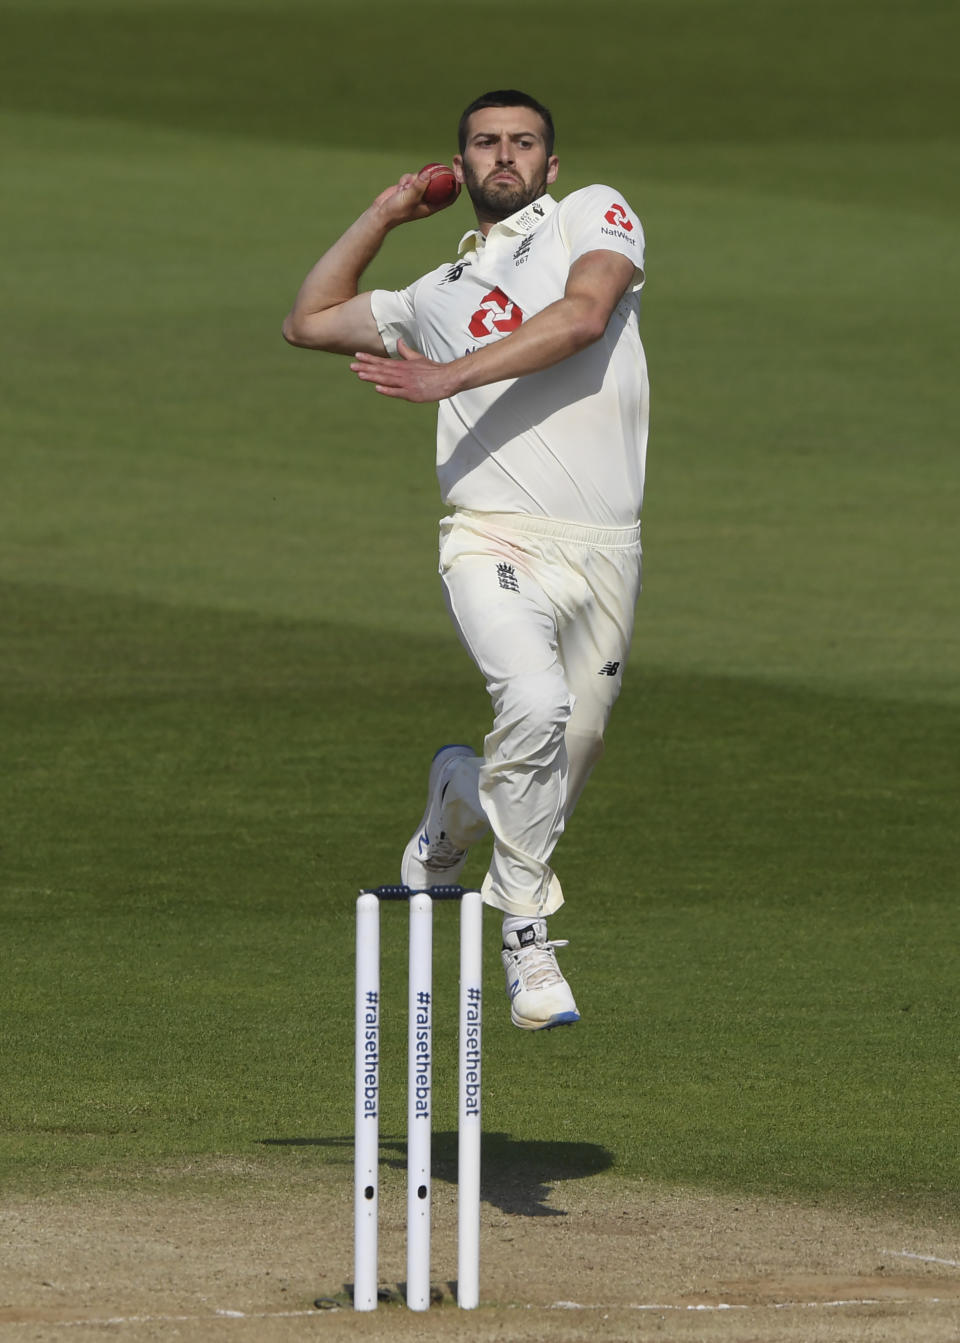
468, 287, 524, 338
604, 203, 633, 231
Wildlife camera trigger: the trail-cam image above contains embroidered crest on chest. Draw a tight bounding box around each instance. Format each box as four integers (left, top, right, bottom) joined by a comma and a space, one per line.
512, 234, 534, 266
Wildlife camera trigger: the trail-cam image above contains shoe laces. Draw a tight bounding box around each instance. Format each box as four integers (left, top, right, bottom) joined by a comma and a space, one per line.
511, 938, 569, 991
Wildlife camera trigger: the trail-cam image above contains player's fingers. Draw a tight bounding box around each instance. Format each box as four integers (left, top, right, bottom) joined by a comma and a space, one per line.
372, 181, 406, 207
351, 363, 406, 387
372, 175, 431, 218
396, 173, 431, 204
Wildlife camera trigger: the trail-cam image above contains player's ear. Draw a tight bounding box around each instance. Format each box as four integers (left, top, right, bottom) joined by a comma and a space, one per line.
546, 155, 559, 186
452, 156, 465, 183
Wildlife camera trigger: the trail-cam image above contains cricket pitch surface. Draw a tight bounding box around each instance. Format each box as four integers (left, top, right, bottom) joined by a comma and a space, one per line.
1, 1162, 958, 1341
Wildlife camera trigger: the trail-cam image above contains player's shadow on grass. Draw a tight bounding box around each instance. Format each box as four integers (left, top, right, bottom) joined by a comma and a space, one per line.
259, 1132, 612, 1217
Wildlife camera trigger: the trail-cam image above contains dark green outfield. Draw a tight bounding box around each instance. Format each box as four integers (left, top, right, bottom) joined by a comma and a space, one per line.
1, 0, 958, 1214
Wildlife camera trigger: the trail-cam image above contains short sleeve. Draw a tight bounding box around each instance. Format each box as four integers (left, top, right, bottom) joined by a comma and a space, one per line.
370, 282, 422, 357
558, 185, 645, 290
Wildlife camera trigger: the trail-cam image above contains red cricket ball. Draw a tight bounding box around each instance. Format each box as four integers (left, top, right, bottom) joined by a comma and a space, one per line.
419, 162, 461, 208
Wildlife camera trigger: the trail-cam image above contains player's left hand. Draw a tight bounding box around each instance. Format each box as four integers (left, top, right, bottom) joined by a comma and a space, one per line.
349, 339, 459, 403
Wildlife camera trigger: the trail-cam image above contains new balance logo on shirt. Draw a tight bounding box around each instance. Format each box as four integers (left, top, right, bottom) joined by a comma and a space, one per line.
441, 262, 470, 284
599, 661, 621, 676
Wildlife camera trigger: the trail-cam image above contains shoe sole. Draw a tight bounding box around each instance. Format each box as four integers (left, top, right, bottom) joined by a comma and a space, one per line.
511, 1008, 581, 1031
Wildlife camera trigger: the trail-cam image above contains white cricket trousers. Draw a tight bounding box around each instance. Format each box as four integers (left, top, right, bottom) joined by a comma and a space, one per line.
437, 509, 643, 919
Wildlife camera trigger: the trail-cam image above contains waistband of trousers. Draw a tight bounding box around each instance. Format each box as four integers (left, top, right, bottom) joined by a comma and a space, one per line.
452, 509, 642, 550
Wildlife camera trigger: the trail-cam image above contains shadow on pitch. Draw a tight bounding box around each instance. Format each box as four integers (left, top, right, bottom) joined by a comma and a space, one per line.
259, 1132, 613, 1217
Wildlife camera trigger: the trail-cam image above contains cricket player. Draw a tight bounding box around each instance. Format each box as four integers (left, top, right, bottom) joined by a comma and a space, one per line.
283, 90, 649, 1030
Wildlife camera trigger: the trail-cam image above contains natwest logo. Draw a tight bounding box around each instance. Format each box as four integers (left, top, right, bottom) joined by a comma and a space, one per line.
604, 203, 633, 231
468, 287, 524, 338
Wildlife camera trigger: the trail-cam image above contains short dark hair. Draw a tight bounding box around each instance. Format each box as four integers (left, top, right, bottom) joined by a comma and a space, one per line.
457, 90, 555, 156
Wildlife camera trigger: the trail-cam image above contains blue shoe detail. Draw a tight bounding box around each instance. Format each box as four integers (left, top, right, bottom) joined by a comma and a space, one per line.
431, 742, 473, 762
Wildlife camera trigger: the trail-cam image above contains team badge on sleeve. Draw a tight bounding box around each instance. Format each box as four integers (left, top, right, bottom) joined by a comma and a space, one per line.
600, 201, 638, 246
604, 203, 634, 231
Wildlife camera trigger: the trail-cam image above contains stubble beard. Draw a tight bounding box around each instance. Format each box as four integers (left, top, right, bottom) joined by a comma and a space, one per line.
462, 163, 548, 222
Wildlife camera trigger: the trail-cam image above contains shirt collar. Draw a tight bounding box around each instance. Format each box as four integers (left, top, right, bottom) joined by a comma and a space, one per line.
457, 193, 558, 257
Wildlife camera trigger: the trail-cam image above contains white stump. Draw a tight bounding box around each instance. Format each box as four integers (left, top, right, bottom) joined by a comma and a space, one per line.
354, 893, 381, 1311
406, 893, 433, 1310
457, 890, 483, 1308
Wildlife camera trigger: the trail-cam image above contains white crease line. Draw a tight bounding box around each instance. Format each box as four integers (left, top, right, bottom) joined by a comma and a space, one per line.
4, 1295, 959, 1327
883, 1249, 960, 1268
185, 1311, 327, 1322
549, 1298, 952, 1313
554, 1301, 743, 1312
0, 1309, 327, 1328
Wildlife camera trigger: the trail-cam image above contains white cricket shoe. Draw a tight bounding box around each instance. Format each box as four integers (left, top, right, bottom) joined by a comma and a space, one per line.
401, 744, 477, 889
502, 921, 580, 1031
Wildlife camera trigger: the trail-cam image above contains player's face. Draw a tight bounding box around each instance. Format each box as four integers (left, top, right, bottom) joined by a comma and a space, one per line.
454, 107, 559, 225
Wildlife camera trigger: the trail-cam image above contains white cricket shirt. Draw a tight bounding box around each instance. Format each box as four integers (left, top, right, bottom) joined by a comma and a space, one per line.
370, 184, 649, 527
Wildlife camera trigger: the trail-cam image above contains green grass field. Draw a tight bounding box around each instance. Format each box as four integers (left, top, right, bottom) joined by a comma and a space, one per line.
2, 0, 958, 1228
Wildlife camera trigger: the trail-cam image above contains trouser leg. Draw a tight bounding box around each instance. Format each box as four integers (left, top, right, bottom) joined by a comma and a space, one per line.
441, 549, 570, 918
436, 516, 642, 918
440, 752, 488, 846
557, 542, 642, 819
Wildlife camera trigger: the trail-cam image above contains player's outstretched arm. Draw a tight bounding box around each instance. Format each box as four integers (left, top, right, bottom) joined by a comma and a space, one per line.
282, 172, 453, 355
349, 249, 636, 401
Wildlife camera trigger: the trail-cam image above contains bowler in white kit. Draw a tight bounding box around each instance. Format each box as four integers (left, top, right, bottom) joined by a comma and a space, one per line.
283, 90, 650, 1031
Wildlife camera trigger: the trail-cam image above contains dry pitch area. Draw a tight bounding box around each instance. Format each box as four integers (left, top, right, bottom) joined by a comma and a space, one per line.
1, 1164, 959, 1342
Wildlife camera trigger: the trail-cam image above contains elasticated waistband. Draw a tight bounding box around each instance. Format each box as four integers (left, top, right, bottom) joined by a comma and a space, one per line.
453, 509, 642, 550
